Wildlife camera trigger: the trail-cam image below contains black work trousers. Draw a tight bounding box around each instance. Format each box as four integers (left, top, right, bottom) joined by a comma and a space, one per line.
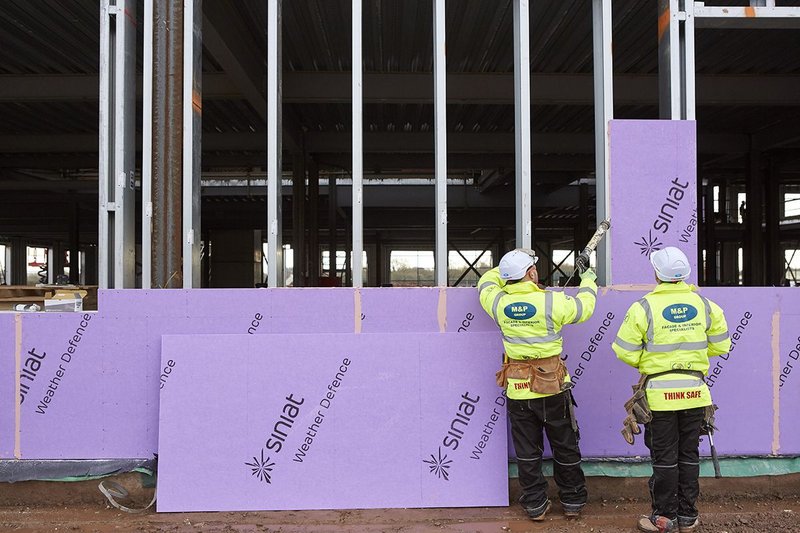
507, 392, 587, 508
644, 407, 705, 520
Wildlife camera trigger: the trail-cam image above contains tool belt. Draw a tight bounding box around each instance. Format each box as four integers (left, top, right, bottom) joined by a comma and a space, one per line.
495, 354, 567, 395
620, 369, 716, 445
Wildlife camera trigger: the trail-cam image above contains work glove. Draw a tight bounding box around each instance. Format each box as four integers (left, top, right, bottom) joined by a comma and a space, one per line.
620, 414, 641, 445
576, 252, 590, 272
579, 268, 597, 283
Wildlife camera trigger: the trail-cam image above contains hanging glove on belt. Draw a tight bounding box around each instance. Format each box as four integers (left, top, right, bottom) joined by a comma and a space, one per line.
620, 375, 652, 445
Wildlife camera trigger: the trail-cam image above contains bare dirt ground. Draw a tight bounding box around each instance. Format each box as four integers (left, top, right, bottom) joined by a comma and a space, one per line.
0, 475, 797, 533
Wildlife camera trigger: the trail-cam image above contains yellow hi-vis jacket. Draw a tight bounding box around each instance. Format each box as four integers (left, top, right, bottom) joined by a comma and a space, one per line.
478, 267, 598, 400
612, 282, 731, 411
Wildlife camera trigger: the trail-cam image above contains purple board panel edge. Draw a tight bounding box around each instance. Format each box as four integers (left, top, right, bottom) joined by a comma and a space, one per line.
157, 332, 508, 512
609, 120, 698, 285
3, 285, 799, 460
0, 314, 15, 458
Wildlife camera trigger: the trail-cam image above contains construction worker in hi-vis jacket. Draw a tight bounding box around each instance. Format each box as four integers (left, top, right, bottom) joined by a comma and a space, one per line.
613, 246, 731, 533
478, 248, 598, 522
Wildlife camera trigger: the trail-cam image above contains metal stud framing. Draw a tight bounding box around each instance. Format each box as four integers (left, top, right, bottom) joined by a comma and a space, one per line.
513, 0, 533, 250
434, 0, 448, 286
182, 0, 202, 287
592, 0, 613, 285
142, 0, 153, 288
352, 0, 364, 288
99, 0, 136, 289
266, 0, 284, 287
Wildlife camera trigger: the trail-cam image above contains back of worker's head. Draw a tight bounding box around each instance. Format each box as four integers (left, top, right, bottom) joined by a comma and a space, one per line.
649, 246, 691, 282
499, 249, 537, 281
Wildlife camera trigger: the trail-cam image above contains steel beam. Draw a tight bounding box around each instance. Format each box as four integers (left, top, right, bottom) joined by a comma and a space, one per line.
5, 72, 800, 106
694, 4, 800, 29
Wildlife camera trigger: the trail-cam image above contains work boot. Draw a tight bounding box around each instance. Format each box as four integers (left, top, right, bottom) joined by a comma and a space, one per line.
637, 514, 675, 533
561, 501, 584, 518
523, 499, 551, 521
677, 516, 699, 532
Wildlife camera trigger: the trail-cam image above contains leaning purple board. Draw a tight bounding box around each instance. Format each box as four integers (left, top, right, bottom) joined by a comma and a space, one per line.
157, 332, 508, 512
609, 120, 698, 285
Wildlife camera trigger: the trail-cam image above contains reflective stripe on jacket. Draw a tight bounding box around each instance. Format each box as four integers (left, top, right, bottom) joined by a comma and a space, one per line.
478, 267, 597, 400
612, 281, 731, 411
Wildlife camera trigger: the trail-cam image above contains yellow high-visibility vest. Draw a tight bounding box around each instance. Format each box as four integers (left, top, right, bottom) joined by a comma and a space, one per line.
612, 282, 731, 411
478, 267, 597, 400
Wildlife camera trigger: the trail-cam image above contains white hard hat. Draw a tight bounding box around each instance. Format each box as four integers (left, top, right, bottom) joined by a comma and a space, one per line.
650, 246, 691, 282
499, 250, 537, 281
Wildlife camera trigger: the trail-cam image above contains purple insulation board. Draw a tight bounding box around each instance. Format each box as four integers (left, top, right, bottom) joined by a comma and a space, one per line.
0, 314, 15, 458
157, 332, 508, 512
2, 286, 799, 460
609, 120, 698, 285
777, 289, 800, 455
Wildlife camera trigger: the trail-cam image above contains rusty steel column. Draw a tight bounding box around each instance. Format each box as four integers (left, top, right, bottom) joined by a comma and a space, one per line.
152, 0, 184, 288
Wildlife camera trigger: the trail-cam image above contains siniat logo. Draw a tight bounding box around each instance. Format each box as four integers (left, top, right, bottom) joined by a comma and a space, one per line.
503, 302, 536, 320
423, 447, 453, 481
634, 229, 664, 257
652, 178, 690, 234
245, 449, 275, 484
662, 304, 698, 323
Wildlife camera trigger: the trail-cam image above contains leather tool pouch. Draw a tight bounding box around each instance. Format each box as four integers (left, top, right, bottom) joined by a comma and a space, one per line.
496, 355, 567, 395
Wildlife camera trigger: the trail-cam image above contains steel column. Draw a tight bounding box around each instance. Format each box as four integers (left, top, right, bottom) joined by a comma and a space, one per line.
151, 0, 184, 289
513, 0, 532, 249
328, 176, 338, 281
745, 148, 765, 285
433, 0, 448, 286
592, 0, 613, 284
99, 0, 136, 288
69, 202, 79, 284
292, 153, 306, 287
658, 0, 681, 119
765, 159, 782, 285
307, 158, 320, 286
703, 178, 717, 285
352, 0, 364, 287
10, 239, 25, 285
266, 0, 284, 287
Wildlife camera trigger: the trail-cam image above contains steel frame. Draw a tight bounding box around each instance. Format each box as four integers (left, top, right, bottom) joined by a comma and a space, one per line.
592, 0, 613, 285
266, 0, 283, 287
99, 0, 136, 288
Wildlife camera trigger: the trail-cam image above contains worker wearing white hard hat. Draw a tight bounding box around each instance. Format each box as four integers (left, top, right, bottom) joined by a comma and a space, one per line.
477, 247, 599, 521
612, 246, 731, 533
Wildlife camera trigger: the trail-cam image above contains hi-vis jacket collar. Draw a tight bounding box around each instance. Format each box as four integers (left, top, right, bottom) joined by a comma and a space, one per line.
652, 281, 697, 294
503, 280, 544, 295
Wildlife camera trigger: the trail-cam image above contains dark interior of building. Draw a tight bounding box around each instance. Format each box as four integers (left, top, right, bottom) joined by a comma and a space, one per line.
1, 0, 799, 288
